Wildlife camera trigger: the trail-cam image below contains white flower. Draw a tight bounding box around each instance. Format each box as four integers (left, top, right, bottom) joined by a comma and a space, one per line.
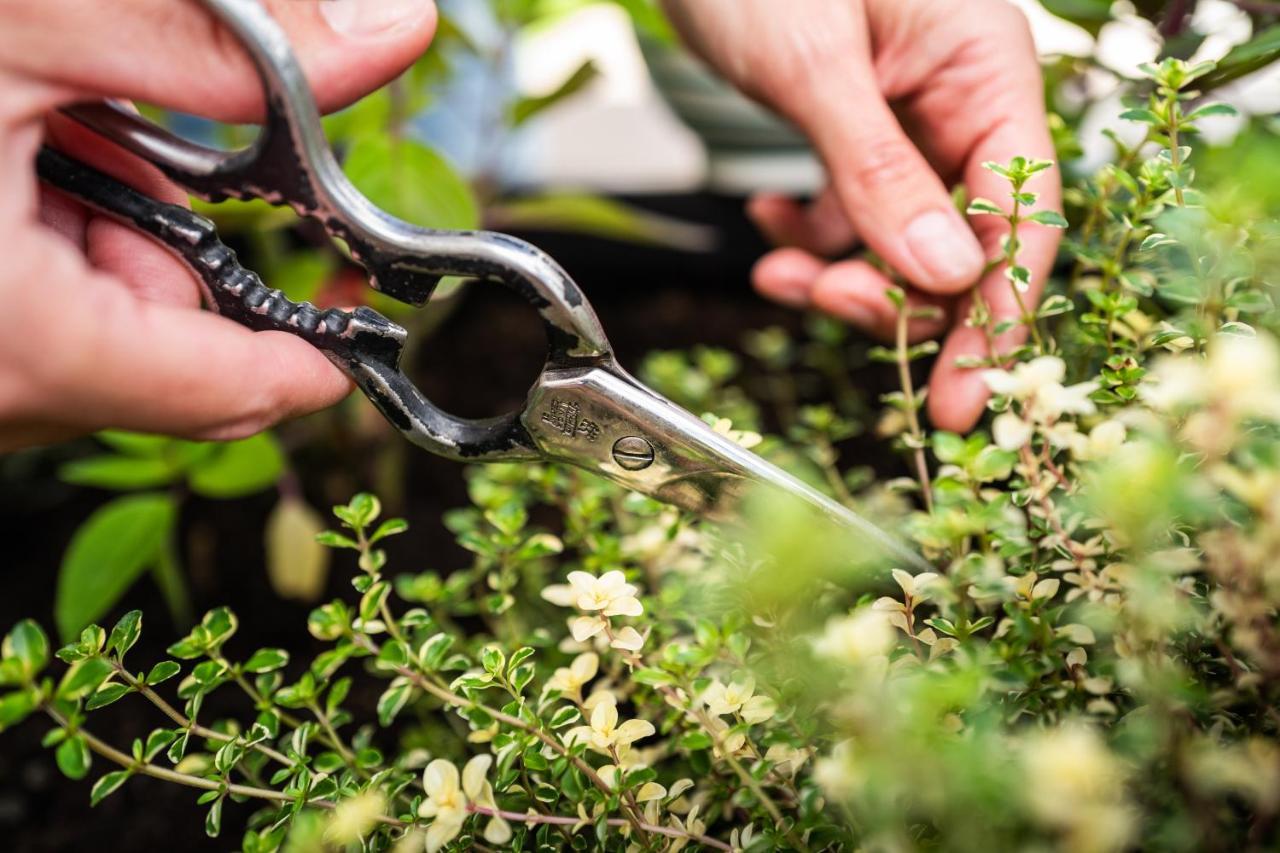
1031, 380, 1099, 421
812, 609, 894, 665
419, 755, 510, 851
982, 356, 1066, 399
993, 411, 1033, 450
1081, 420, 1126, 459
325, 791, 386, 844
542, 570, 643, 617
711, 416, 763, 449
565, 695, 655, 756
546, 652, 598, 698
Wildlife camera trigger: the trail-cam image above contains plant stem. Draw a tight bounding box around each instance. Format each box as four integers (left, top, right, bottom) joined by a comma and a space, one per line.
43, 708, 404, 828
467, 805, 733, 851
1006, 196, 1046, 352
895, 307, 934, 514
111, 660, 295, 768
352, 635, 652, 840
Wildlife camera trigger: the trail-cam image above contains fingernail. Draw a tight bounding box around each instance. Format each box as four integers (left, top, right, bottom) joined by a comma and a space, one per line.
320, 0, 429, 38
904, 209, 985, 289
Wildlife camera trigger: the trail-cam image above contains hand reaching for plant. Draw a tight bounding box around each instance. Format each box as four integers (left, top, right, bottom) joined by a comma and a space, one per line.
663, 0, 1062, 431
0, 0, 436, 450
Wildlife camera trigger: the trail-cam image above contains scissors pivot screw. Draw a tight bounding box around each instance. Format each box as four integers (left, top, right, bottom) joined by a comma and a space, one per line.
612, 436, 655, 471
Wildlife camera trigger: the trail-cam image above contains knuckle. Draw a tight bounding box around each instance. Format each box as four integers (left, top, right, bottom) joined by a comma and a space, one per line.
844, 136, 923, 196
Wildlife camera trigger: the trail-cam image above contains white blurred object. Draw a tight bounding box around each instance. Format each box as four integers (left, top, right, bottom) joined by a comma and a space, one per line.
508, 1, 1277, 193
509, 4, 704, 192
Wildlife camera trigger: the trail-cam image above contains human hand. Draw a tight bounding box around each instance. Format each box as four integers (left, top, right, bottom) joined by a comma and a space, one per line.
0, 0, 436, 450
662, 0, 1061, 431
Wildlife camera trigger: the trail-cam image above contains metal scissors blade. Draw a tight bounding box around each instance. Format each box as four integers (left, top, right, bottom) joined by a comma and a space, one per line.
35, 0, 929, 573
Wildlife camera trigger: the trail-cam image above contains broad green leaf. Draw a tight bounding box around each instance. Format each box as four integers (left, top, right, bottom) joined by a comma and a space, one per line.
56, 733, 91, 780
0, 689, 37, 729
3, 620, 49, 679
86, 682, 131, 710
145, 660, 181, 685
265, 498, 330, 603
187, 434, 285, 499
56, 494, 176, 641
344, 136, 478, 230
58, 657, 113, 700
488, 194, 714, 251
60, 455, 181, 490
244, 648, 290, 674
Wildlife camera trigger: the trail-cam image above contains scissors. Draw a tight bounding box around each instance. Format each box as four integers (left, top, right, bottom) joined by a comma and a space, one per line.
35, 0, 929, 573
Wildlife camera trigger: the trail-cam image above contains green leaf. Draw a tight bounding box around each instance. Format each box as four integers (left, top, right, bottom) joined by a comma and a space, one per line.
60, 455, 181, 490
0, 690, 37, 729
419, 633, 455, 671
145, 661, 181, 685
90, 770, 130, 806
86, 682, 131, 710
480, 645, 506, 676
1119, 108, 1162, 125
205, 797, 224, 838
107, 611, 142, 660
515, 533, 564, 561
679, 731, 713, 751
3, 620, 49, 680
56, 734, 91, 780
344, 137, 478, 230
1227, 291, 1273, 314
549, 706, 581, 729
55, 494, 176, 641
1186, 103, 1238, 121
369, 518, 409, 543
511, 59, 599, 125
488, 193, 714, 251
376, 679, 414, 726
244, 648, 290, 674
58, 657, 114, 701
96, 431, 171, 457
143, 729, 177, 761
932, 432, 967, 464
187, 434, 285, 499
201, 608, 239, 649
1028, 210, 1068, 228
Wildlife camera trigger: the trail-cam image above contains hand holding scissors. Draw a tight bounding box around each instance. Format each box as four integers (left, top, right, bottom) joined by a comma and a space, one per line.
37, 0, 928, 571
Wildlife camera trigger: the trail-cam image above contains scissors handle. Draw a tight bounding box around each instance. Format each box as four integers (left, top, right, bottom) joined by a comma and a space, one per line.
61, 0, 610, 345
37, 146, 553, 461
49, 0, 628, 461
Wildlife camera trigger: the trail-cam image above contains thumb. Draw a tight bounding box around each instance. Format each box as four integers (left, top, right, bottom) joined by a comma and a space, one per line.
785, 71, 986, 295
3, 0, 436, 123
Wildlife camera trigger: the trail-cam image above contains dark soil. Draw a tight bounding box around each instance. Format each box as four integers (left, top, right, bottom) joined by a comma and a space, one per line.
0, 194, 898, 851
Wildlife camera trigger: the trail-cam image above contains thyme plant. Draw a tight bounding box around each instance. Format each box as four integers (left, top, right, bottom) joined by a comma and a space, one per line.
5, 53, 1280, 853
